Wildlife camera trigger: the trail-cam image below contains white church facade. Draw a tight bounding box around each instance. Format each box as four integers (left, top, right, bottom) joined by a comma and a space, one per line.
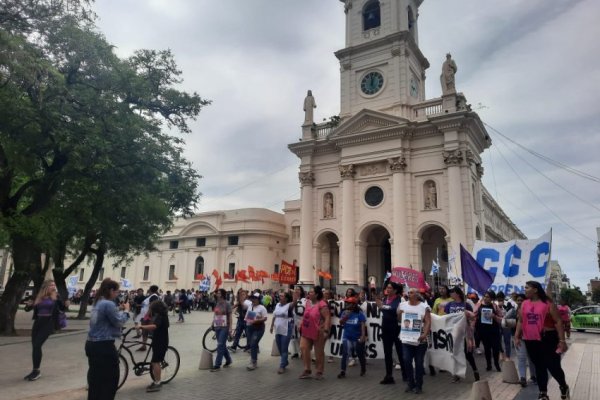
1, 0, 525, 293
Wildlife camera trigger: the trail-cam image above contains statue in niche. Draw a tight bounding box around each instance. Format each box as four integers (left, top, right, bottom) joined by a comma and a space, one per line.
424, 181, 437, 209
440, 53, 457, 94
303, 90, 317, 125
323, 192, 334, 218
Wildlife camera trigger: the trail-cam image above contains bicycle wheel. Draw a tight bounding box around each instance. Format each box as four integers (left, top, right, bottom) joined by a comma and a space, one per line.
202, 327, 218, 352
150, 346, 180, 384
117, 354, 129, 390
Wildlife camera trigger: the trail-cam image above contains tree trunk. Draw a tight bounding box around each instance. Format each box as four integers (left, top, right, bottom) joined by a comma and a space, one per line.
54, 235, 94, 302
0, 235, 42, 335
77, 244, 105, 319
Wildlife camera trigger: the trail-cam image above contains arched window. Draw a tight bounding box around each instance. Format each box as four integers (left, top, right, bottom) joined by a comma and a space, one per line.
363, 1, 381, 31
407, 7, 416, 36
194, 256, 204, 277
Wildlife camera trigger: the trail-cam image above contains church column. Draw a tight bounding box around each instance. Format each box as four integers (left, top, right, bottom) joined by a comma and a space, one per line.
388, 156, 409, 267
443, 149, 467, 275
339, 164, 356, 284
298, 171, 314, 284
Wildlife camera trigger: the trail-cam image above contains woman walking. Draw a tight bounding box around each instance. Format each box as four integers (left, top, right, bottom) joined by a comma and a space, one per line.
376, 282, 406, 384
210, 289, 233, 371
24, 280, 68, 381
270, 290, 294, 373
299, 286, 330, 380
515, 281, 570, 400
290, 285, 305, 359
337, 296, 367, 379
229, 289, 250, 352
245, 292, 268, 370
86, 278, 130, 400
475, 290, 503, 372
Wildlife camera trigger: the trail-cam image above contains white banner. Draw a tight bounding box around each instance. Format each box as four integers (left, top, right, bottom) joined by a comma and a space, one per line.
471, 230, 552, 295
427, 313, 467, 378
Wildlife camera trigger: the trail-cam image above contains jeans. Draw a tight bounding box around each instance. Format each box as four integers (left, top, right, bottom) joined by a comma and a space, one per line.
214, 327, 232, 368
85, 340, 119, 400
501, 328, 512, 358
178, 307, 184, 322
524, 331, 567, 392
231, 318, 247, 349
275, 322, 293, 369
481, 331, 501, 368
515, 338, 535, 379
247, 325, 265, 364
340, 339, 366, 371
402, 343, 427, 390
31, 317, 54, 369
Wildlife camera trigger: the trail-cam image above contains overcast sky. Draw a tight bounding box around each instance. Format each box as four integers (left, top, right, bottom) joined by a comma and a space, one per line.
94, 0, 600, 291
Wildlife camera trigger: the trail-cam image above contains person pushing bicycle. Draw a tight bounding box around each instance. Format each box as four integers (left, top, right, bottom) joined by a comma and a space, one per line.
137, 300, 170, 392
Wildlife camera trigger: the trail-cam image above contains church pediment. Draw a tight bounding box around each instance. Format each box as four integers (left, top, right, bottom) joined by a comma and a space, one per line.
330, 109, 409, 138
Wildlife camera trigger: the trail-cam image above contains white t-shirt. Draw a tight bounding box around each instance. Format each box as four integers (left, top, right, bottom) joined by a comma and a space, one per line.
242, 299, 252, 310
245, 304, 268, 326
136, 293, 159, 323
399, 301, 430, 346
273, 303, 292, 336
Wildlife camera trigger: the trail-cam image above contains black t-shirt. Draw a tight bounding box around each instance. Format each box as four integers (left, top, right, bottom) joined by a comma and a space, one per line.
151, 314, 169, 348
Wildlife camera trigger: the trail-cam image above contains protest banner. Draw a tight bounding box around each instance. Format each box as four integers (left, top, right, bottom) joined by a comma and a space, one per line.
428, 313, 467, 378
470, 230, 552, 294
279, 260, 297, 285
390, 267, 428, 291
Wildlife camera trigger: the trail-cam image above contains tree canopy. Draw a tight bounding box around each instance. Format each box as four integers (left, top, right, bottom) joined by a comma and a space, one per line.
0, 0, 210, 334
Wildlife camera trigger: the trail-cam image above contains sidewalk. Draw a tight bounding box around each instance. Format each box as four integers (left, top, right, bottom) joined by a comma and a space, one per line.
2, 309, 593, 400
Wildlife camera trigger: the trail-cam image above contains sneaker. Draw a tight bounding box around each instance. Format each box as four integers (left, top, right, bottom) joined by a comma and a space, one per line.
146, 382, 162, 392
227, 346, 237, 353
495, 363, 502, 372
538, 393, 549, 400
520, 377, 527, 388
394, 363, 401, 370
530, 376, 537, 384
224, 361, 233, 368
210, 366, 220, 372
380, 376, 395, 385
246, 362, 257, 371
451, 375, 460, 383
414, 388, 423, 395
474, 371, 480, 382
278, 367, 285, 374
25, 370, 41, 381
405, 386, 415, 393
560, 385, 570, 400
348, 359, 356, 367
337, 371, 346, 379
291, 353, 299, 359
360, 368, 366, 377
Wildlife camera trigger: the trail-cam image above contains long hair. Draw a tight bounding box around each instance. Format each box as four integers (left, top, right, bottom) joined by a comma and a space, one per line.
94, 278, 120, 305
34, 280, 56, 305
450, 286, 465, 302
526, 281, 548, 303
149, 299, 168, 318
313, 285, 324, 300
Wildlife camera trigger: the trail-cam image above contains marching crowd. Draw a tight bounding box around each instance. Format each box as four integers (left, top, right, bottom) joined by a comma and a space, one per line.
22, 278, 572, 400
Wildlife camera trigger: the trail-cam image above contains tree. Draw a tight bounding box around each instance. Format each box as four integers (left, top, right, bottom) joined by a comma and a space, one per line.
0, 1, 209, 334
559, 287, 587, 307
592, 288, 600, 304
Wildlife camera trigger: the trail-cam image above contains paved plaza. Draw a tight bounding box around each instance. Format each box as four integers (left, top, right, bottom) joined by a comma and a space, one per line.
0, 309, 598, 400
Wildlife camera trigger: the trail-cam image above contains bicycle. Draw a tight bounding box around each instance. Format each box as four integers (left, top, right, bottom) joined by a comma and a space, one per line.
202, 324, 247, 353
117, 327, 180, 390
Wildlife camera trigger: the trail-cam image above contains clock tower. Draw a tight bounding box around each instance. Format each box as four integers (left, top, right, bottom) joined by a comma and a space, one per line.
336, 0, 429, 119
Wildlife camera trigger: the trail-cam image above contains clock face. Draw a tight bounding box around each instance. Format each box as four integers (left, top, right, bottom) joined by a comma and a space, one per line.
410, 77, 419, 97
361, 71, 384, 95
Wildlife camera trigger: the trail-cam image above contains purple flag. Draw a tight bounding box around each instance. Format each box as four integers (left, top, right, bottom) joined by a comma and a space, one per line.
460, 244, 493, 293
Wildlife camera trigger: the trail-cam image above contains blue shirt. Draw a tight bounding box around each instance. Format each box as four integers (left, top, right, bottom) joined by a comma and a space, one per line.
88, 299, 130, 342
341, 310, 366, 341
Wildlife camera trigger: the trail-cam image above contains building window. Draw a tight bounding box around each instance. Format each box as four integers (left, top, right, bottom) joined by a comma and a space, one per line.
364, 186, 384, 207
195, 256, 204, 277
291, 226, 300, 242
143, 265, 150, 281
274, 264, 279, 274
228, 263, 236, 278
98, 268, 104, 281
363, 0, 381, 31
169, 240, 179, 249
120, 267, 126, 279
79, 268, 85, 282
196, 237, 206, 247
169, 265, 176, 280
228, 236, 239, 246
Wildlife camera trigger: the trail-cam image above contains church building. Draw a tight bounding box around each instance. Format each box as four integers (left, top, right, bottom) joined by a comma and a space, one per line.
11, 0, 525, 294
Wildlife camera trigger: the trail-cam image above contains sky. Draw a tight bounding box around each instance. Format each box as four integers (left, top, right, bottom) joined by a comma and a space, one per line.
93, 0, 600, 291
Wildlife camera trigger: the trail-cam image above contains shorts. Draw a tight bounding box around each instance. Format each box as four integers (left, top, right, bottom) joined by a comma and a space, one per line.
151, 342, 168, 363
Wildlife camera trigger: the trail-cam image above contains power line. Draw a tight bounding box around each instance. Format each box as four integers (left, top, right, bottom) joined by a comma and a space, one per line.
484, 122, 600, 183
490, 141, 596, 244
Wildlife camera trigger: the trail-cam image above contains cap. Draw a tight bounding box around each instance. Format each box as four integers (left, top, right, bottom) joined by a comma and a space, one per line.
344, 296, 358, 304
251, 292, 261, 299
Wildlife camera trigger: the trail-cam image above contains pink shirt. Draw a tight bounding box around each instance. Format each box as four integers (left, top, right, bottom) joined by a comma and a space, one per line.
521, 299, 549, 341
301, 300, 326, 340
557, 305, 570, 322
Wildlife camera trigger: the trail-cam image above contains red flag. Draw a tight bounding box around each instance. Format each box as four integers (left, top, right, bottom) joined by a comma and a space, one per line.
237, 270, 249, 282
279, 260, 297, 285
215, 275, 223, 289
212, 269, 219, 279
195, 273, 204, 280
223, 272, 231, 280
248, 266, 256, 280
271, 273, 279, 282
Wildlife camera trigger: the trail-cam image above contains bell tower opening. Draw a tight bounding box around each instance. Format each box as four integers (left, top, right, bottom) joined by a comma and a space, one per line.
363, 1, 381, 31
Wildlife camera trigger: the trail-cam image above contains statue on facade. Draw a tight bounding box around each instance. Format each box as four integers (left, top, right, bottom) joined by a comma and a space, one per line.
440, 53, 457, 94
303, 90, 317, 125
323, 193, 334, 218
424, 181, 437, 209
